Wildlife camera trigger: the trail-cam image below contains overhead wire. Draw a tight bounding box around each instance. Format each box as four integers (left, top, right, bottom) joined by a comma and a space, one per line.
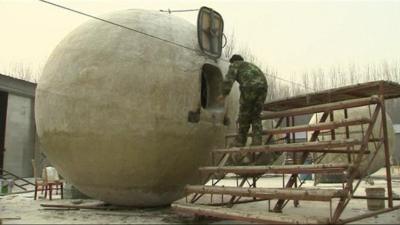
38, 0, 314, 92
38, 0, 199, 52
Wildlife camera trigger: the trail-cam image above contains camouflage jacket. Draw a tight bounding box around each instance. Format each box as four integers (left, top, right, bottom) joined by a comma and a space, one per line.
222, 61, 267, 96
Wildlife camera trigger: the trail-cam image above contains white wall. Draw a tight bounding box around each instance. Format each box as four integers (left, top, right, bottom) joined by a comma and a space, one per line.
3, 94, 35, 177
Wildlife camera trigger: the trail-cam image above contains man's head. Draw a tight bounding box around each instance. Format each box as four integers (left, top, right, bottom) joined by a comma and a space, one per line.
229, 54, 244, 63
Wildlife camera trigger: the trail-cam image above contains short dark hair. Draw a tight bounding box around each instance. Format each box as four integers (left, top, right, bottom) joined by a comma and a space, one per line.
229, 54, 244, 63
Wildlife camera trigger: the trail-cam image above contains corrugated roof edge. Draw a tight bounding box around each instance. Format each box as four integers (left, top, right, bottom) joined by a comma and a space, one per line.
0, 73, 37, 85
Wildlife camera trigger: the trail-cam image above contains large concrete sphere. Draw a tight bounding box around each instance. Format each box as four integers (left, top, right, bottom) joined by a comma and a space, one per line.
309, 106, 395, 179
35, 9, 234, 206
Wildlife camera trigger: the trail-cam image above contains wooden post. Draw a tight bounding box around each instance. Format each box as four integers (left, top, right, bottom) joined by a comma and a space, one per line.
332, 102, 382, 222
379, 84, 394, 208
292, 116, 299, 207
330, 111, 336, 140
344, 109, 351, 164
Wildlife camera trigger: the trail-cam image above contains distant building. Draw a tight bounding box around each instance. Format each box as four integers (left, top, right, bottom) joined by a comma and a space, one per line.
0, 73, 37, 177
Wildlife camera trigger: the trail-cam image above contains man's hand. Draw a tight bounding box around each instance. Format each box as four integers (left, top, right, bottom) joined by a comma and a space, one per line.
217, 95, 225, 103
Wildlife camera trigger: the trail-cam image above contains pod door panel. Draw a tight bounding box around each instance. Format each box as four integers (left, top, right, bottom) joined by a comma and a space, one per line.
197, 6, 224, 59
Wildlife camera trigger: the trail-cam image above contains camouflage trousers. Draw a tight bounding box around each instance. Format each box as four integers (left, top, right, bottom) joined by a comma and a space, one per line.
235, 86, 267, 147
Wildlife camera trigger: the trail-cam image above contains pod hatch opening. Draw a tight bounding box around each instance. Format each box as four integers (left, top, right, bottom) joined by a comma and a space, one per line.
201, 64, 223, 110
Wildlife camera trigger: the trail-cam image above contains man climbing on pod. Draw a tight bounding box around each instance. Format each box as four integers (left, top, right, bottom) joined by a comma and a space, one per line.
217, 54, 268, 148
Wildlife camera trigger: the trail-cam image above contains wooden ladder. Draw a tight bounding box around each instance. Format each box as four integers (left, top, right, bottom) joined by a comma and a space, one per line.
172, 95, 394, 224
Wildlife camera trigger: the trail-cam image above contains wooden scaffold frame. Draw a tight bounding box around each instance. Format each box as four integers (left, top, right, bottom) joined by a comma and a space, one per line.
173, 80, 400, 224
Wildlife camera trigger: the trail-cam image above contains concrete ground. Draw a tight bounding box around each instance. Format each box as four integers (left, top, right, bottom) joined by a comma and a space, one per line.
1, 168, 400, 224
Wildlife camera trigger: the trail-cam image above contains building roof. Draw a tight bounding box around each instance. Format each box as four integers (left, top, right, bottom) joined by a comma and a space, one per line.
264, 80, 400, 111
0, 73, 37, 98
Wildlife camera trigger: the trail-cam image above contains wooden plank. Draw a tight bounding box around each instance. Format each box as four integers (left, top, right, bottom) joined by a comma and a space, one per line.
199, 163, 351, 176
185, 185, 347, 201
213, 138, 361, 154
352, 195, 400, 201
262, 95, 379, 119
0, 216, 21, 220
225, 117, 371, 138
264, 117, 369, 135
340, 204, 400, 224
171, 203, 330, 224
40, 204, 123, 210
215, 147, 369, 155
263, 80, 400, 112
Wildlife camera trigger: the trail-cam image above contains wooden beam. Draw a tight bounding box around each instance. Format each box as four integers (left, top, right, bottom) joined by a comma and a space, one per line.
352, 195, 400, 201
262, 95, 379, 119
340, 204, 400, 224
213, 138, 361, 154
263, 80, 400, 112
171, 203, 330, 224
265, 117, 371, 135
40, 204, 122, 210
225, 117, 371, 138
199, 163, 352, 176
185, 185, 347, 201
216, 148, 369, 154
379, 91, 394, 208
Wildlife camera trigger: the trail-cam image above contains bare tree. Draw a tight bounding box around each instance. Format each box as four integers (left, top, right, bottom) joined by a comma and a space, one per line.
296, 60, 400, 123
348, 63, 356, 85
223, 25, 320, 99
365, 64, 371, 83
265, 67, 279, 101
237, 45, 259, 65
302, 72, 309, 91
223, 31, 236, 59
1, 62, 40, 83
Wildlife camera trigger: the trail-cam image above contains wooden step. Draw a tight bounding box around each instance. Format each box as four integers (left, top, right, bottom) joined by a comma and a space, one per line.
172, 202, 331, 224
214, 138, 366, 154
262, 95, 379, 119
185, 185, 347, 201
199, 163, 351, 176
225, 117, 371, 138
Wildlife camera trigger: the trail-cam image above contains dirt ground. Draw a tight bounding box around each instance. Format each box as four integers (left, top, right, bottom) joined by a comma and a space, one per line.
1, 168, 400, 224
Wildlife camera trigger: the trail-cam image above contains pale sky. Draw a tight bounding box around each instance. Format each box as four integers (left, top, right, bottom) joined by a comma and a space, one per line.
1, 0, 400, 83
